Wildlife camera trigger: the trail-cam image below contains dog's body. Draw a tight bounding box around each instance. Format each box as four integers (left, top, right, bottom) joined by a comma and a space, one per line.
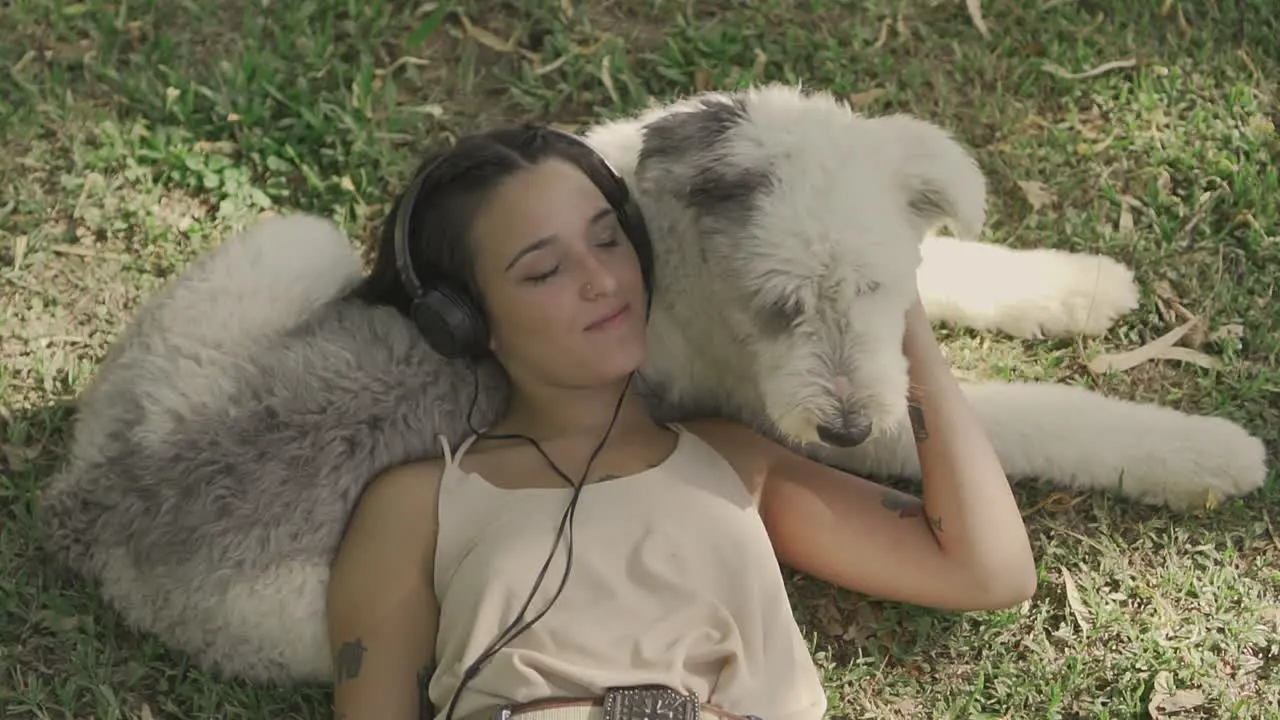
37, 84, 1268, 684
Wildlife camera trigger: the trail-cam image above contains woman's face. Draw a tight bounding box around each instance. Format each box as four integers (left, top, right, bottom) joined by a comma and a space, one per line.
468, 157, 649, 390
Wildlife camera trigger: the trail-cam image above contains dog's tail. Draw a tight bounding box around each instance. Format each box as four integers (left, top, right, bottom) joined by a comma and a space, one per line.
879, 114, 988, 241
124, 214, 362, 356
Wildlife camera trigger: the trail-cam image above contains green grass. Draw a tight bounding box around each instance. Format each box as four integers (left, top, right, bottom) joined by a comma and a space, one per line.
2, 0, 1278, 717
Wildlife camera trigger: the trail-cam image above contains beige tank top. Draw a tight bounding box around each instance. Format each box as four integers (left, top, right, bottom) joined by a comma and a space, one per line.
428, 423, 829, 720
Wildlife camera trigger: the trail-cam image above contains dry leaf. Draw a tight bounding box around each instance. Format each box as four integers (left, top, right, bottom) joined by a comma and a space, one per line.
1180, 316, 1210, 350
873, 18, 891, 48
1118, 203, 1134, 234
457, 13, 515, 53
1087, 317, 1223, 373
817, 595, 843, 636
1148, 671, 1206, 718
1041, 58, 1137, 80
848, 88, 887, 106
1016, 180, 1057, 211
1209, 323, 1244, 343
965, 0, 990, 38
751, 48, 768, 78
534, 54, 570, 76
1060, 568, 1092, 633
693, 66, 714, 92
11, 233, 26, 270
1117, 195, 1141, 235
600, 55, 619, 105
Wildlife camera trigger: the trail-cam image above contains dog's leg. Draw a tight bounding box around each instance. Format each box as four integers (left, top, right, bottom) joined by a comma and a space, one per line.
916, 235, 1141, 338
811, 380, 1269, 511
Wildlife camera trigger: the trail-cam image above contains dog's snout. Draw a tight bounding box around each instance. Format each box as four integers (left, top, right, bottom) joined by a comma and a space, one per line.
817, 413, 873, 448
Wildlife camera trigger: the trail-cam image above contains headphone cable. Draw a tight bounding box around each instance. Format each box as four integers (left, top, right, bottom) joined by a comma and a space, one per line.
440, 364, 632, 720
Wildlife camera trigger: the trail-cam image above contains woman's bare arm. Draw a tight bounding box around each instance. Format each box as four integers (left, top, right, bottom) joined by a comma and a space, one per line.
893, 296, 1037, 604
327, 461, 442, 720
691, 300, 1037, 611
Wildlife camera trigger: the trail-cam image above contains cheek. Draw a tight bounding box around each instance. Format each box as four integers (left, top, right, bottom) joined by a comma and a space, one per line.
614, 247, 647, 295
486, 283, 573, 344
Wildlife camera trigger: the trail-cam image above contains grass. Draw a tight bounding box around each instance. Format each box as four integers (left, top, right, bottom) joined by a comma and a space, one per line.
2, 0, 1278, 717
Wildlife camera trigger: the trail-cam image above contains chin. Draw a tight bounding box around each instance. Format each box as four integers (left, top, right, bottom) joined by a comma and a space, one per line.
578, 338, 648, 388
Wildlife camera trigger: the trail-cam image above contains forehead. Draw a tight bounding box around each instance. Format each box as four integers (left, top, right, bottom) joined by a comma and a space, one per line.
471, 157, 606, 237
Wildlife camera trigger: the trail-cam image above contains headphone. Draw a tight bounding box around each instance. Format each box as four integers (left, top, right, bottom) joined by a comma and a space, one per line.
391, 125, 656, 359
388, 126, 659, 720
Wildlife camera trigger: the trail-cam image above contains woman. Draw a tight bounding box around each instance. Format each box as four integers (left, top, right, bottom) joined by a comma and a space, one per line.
328, 124, 1037, 720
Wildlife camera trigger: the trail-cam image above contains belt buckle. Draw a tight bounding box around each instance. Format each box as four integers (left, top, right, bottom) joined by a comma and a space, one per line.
602, 685, 700, 720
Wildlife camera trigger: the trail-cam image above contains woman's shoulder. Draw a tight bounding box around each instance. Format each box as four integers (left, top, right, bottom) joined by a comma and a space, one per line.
680, 416, 773, 451
679, 417, 780, 497
349, 457, 448, 529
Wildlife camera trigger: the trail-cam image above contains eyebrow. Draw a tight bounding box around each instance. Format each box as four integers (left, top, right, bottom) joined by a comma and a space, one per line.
504, 206, 616, 271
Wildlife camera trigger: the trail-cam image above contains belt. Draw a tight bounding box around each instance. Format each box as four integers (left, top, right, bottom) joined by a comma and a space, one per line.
492, 685, 763, 720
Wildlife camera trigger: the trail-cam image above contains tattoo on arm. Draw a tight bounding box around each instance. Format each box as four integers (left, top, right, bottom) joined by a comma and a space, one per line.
334, 638, 367, 684
907, 402, 928, 442
881, 490, 944, 534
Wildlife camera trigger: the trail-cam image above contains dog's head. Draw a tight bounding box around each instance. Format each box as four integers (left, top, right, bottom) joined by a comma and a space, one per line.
635, 84, 987, 448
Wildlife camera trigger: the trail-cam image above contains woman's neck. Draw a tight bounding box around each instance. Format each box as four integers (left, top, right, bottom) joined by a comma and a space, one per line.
492, 375, 658, 444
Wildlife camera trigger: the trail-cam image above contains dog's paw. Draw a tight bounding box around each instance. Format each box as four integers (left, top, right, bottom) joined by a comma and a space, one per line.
1116, 415, 1269, 511
995, 251, 1141, 339
918, 239, 1141, 339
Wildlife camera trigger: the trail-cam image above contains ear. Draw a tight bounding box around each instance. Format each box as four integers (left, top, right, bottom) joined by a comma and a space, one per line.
879, 114, 988, 242
633, 94, 775, 239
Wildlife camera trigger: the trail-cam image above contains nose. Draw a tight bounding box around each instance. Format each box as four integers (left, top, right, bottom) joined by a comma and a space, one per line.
817, 414, 873, 448
580, 259, 619, 298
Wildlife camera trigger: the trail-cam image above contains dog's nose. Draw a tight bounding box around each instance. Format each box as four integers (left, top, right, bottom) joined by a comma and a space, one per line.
817, 414, 873, 448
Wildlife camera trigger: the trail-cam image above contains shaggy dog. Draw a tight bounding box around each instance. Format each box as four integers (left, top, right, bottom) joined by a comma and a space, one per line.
37, 84, 1268, 685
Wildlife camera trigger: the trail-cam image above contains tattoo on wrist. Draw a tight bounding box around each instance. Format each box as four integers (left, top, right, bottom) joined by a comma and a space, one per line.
334, 638, 367, 684
907, 402, 928, 441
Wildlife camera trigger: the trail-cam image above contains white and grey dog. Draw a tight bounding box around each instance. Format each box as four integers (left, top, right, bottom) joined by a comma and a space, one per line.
37, 83, 1268, 685
587, 84, 1265, 506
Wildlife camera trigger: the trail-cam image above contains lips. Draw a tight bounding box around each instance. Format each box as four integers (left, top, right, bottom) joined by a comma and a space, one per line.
586, 304, 631, 331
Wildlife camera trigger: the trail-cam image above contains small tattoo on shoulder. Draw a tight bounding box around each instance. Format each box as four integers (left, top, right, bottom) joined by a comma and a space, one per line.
335, 638, 367, 684
880, 490, 924, 518
907, 402, 928, 441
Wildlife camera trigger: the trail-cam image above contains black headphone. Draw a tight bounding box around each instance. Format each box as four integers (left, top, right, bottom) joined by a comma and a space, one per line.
392, 125, 656, 359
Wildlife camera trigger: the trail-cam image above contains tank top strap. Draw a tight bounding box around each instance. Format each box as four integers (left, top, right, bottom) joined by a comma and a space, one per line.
433, 430, 499, 602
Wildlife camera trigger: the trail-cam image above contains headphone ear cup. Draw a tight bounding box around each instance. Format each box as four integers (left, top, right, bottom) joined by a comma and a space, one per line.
411, 285, 489, 359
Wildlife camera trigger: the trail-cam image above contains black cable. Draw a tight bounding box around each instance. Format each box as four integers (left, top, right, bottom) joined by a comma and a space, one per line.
441, 363, 634, 720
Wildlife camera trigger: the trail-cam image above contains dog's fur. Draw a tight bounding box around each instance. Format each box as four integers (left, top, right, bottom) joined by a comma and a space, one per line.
37, 84, 1268, 685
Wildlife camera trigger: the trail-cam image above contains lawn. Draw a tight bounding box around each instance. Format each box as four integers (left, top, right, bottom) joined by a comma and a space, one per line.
2, 0, 1278, 718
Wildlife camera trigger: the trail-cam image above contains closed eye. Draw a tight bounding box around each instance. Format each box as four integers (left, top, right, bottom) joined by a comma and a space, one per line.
757, 296, 804, 334
525, 230, 623, 284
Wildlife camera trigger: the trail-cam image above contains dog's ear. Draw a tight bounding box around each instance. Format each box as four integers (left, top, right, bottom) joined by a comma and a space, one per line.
634, 95, 775, 238
879, 115, 988, 241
